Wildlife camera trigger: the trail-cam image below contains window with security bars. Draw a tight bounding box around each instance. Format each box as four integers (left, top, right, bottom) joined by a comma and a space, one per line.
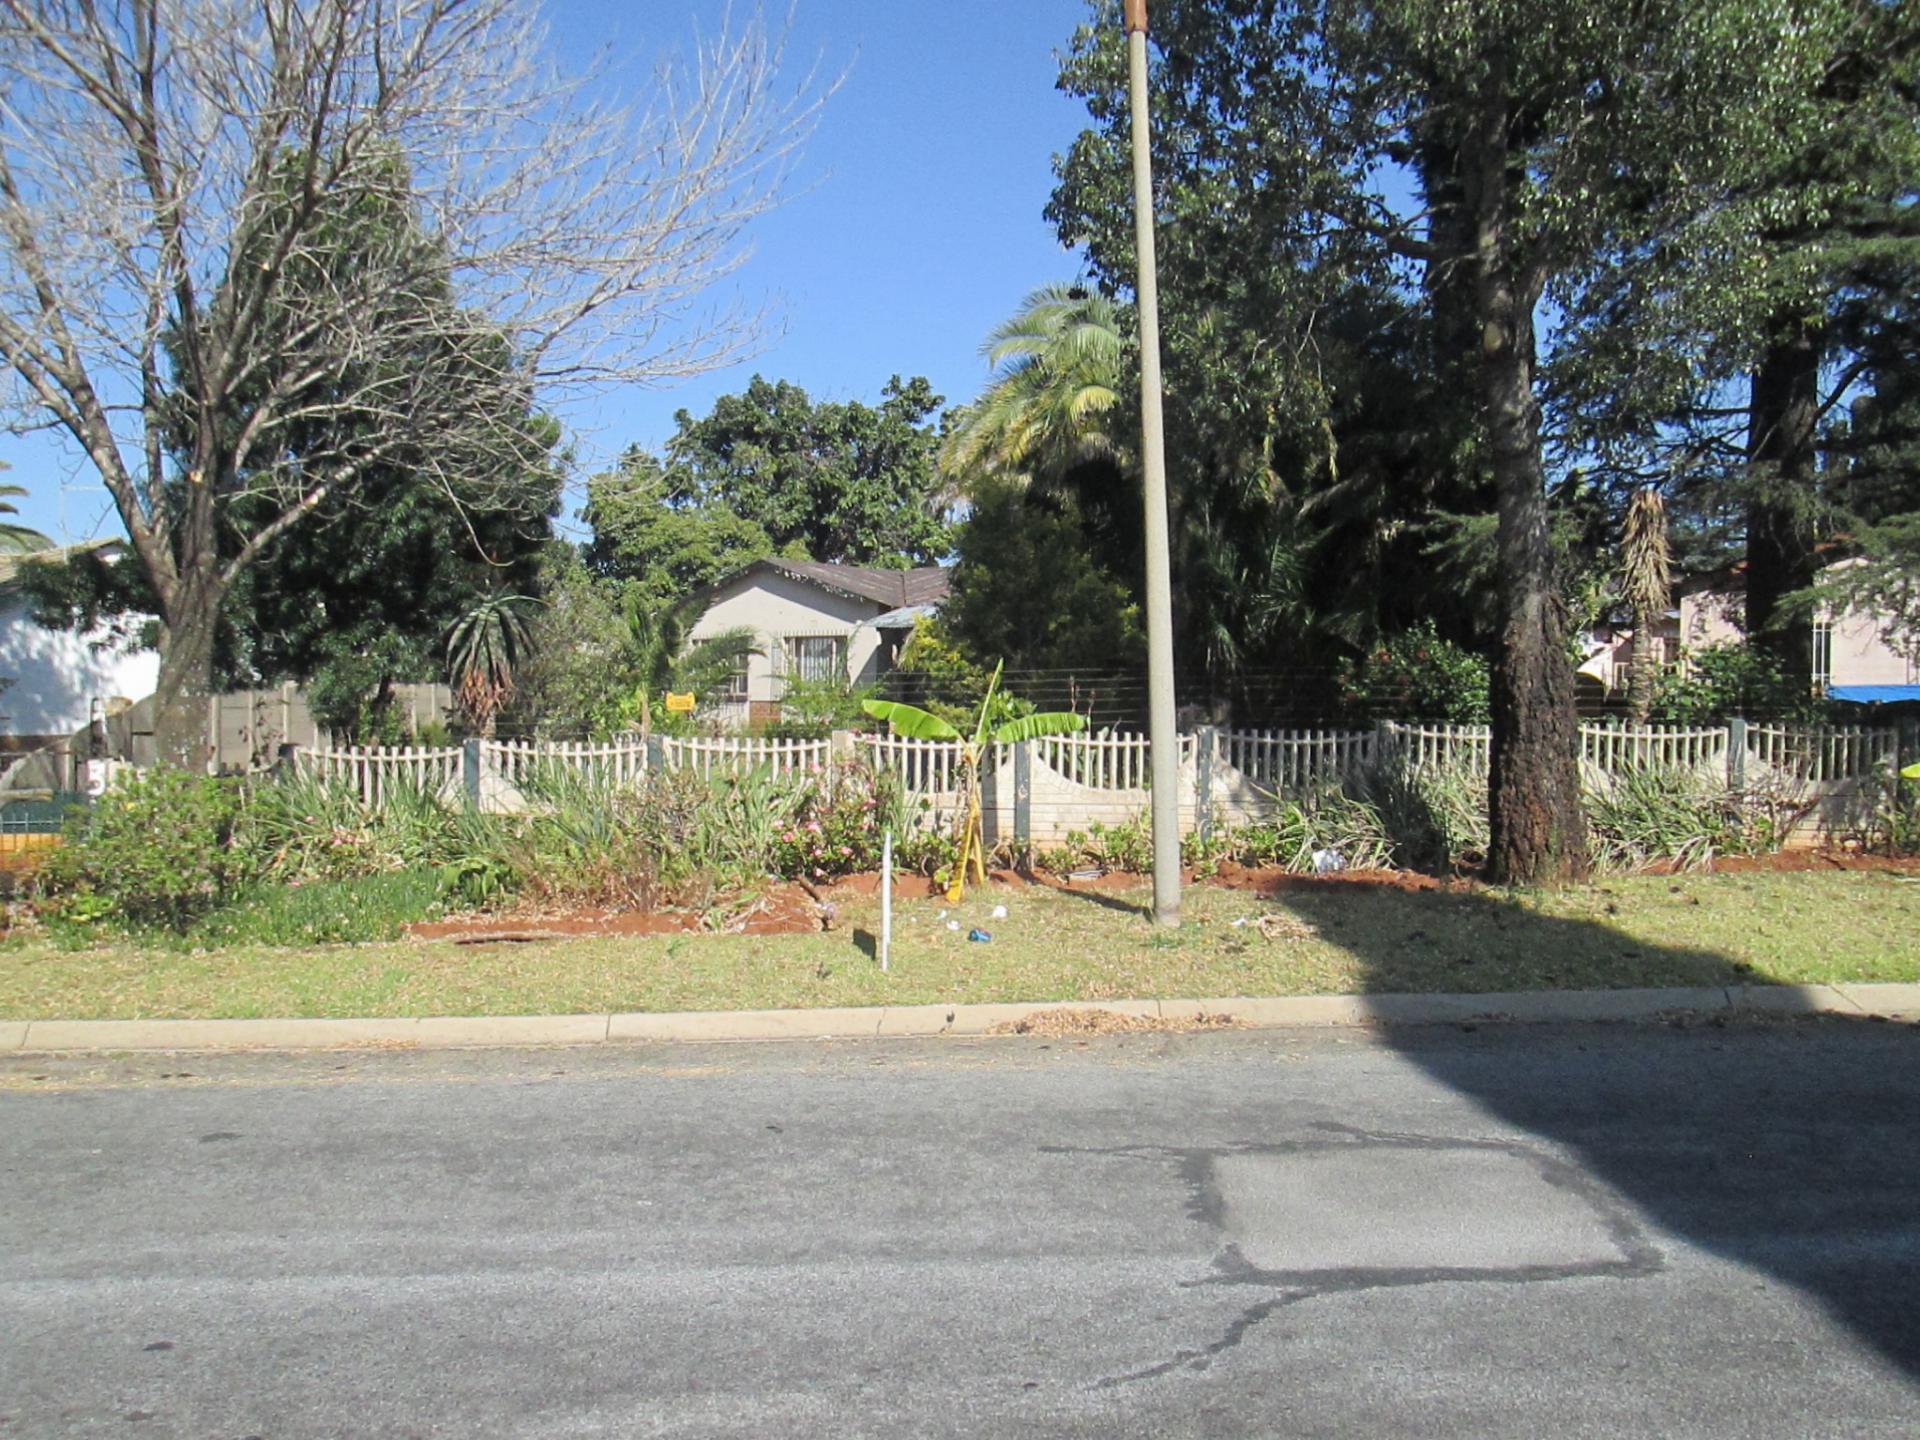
1812, 621, 1833, 692
723, 650, 750, 701
784, 635, 845, 684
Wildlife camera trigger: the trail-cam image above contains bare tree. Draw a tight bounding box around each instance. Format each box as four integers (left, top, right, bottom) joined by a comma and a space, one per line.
0, 0, 826, 762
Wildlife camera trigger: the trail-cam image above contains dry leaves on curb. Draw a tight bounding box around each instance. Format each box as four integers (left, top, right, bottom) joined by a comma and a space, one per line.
988, 1008, 1244, 1037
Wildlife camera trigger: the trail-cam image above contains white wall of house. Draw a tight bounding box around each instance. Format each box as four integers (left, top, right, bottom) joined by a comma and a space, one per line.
1678, 575, 1916, 687
686, 571, 886, 707
0, 599, 158, 740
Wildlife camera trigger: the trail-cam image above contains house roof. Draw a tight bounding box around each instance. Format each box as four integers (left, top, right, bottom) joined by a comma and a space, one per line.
751, 558, 950, 609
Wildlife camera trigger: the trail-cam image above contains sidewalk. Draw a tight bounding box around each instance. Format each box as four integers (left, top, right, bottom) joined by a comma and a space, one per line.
5, 982, 1917, 1054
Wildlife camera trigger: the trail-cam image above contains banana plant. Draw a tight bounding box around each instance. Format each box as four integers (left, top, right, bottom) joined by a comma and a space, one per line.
863, 660, 1085, 901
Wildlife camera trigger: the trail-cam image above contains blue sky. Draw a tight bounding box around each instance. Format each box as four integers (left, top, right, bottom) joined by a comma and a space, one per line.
3, 0, 1098, 544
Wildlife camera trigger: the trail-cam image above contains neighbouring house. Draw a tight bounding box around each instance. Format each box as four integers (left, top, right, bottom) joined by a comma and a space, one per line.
685, 559, 950, 727
0, 542, 158, 756
1577, 610, 1682, 709
1578, 559, 1919, 709
1676, 560, 1918, 703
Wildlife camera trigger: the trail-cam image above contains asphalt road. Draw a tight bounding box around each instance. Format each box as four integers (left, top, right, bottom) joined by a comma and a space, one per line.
3, 1018, 1918, 1438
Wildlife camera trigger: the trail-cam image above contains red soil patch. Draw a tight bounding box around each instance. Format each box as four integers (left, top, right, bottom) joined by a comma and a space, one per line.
1204, 861, 1454, 895
409, 881, 826, 944
821, 867, 1045, 901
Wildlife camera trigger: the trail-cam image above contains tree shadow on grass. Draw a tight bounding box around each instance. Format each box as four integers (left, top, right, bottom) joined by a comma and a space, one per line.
1270, 882, 1920, 1380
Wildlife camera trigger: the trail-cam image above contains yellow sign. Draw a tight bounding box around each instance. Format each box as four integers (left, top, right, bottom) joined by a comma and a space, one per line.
664, 691, 696, 714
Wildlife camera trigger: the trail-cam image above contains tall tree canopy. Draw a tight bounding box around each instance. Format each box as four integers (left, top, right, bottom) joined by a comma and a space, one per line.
0, 0, 823, 762
1049, 0, 1852, 883
584, 374, 954, 606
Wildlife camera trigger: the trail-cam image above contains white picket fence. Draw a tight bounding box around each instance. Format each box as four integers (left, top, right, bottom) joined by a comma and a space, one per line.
1746, 724, 1899, 783
1223, 728, 1380, 789
480, 738, 651, 794
294, 744, 464, 807
290, 723, 1904, 839
663, 735, 830, 780
861, 733, 970, 798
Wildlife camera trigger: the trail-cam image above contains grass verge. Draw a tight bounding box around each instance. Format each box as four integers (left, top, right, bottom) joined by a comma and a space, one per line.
1, 872, 1915, 1022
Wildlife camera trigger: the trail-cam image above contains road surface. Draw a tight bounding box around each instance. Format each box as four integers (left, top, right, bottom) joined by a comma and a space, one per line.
3, 1018, 1918, 1437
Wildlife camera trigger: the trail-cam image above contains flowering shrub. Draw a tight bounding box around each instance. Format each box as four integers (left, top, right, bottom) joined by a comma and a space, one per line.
770, 762, 898, 881
1337, 620, 1491, 722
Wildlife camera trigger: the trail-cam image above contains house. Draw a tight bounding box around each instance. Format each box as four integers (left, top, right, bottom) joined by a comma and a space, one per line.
1676, 560, 1918, 701
1577, 610, 1681, 708
1578, 559, 1918, 707
685, 558, 950, 726
0, 542, 158, 755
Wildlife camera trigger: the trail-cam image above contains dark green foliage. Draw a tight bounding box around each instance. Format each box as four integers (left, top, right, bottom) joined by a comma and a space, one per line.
1648, 644, 1827, 724
43, 771, 251, 932
585, 374, 953, 604
1337, 622, 1491, 723
940, 479, 1143, 675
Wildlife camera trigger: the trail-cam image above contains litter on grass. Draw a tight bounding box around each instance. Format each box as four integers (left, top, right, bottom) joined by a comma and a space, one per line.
990, 904, 1008, 919
968, 928, 992, 943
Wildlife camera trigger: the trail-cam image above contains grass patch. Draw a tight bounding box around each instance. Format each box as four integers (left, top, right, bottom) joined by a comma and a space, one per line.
1, 872, 1915, 1021
184, 869, 446, 949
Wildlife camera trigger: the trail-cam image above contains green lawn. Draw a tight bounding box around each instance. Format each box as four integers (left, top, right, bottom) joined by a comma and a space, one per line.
2, 872, 1915, 1021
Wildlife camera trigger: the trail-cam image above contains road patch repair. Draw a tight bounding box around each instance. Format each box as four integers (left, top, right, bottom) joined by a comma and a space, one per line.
1209, 1131, 1656, 1281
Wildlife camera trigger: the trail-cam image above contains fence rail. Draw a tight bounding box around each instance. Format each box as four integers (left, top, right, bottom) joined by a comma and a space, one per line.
1223, 728, 1377, 790
662, 735, 830, 779
481, 738, 650, 794
861, 735, 967, 798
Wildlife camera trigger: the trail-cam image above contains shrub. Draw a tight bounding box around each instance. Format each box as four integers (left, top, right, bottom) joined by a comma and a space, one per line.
41, 769, 253, 931
1586, 765, 1766, 872
1358, 760, 1489, 873
1649, 642, 1828, 724
1337, 620, 1491, 722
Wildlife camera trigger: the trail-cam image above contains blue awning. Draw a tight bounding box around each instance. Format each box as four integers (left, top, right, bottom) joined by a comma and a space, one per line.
1829, 684, 1920, 704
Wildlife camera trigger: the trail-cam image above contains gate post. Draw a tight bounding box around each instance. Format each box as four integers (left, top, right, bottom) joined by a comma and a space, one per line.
1013, 738, 1032, 857
1726, 717, 1747, 790
1195, 726, 1216, 842
462, 738, 482, 809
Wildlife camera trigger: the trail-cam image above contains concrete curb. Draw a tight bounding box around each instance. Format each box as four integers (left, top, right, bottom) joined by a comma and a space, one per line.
5, 982, 1917, 1055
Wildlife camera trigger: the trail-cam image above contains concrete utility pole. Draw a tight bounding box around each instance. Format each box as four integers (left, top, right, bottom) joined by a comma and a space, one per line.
1124, 0, 1181, 927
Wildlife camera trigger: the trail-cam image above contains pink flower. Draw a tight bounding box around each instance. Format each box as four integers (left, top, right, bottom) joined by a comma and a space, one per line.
805, 820, 822, 834
783, 830, 797, 842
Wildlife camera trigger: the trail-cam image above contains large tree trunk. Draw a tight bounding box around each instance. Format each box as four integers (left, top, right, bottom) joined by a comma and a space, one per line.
1466, 80, 1589, 887
1745, 320, 1822, 685
151, 565, 225, 771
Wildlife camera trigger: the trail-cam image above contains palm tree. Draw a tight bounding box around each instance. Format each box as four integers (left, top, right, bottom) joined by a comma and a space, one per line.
447, 593, 539, 738
620, 592, 760, 737
1621, 487, 1673, 723
0, 481, 52, 554
941, 283, 1129, 491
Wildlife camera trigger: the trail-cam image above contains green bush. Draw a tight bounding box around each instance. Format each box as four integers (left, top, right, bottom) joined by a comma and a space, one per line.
1337, 621, 1491, 723
41, 769, 253, 932
1649, 643, 1828, 724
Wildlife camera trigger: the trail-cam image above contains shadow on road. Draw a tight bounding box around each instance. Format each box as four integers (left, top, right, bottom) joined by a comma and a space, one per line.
1274, 883, 1920, 1380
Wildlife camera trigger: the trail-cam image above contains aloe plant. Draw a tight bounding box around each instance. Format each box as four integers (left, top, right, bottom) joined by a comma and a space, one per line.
863, 661, 1084, 900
